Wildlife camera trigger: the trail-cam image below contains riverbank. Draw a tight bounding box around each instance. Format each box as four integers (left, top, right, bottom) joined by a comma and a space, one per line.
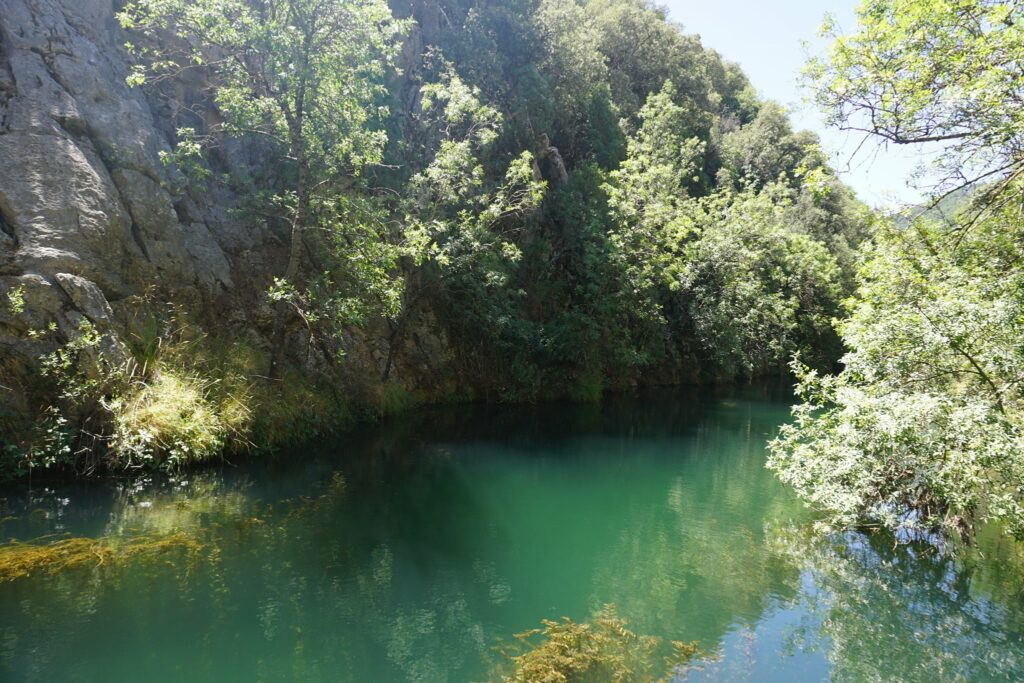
1, 359, 793, 484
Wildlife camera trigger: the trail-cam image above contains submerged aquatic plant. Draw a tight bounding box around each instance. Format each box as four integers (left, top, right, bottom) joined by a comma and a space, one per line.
495, 604, 699, 682
0, 471, 348, 584
0, 532, 205, 583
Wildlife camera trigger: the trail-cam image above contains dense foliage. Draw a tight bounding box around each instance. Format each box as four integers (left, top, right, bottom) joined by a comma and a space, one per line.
380, 0, 863, 400
118, 0, 410, 368
770, 0, 1024, 543
2, 0, 866, 475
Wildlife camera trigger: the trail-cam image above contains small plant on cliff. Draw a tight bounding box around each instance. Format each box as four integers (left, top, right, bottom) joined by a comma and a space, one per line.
107, 368, 251, 468
5, 284, 25, 316
13, 316, 251, 474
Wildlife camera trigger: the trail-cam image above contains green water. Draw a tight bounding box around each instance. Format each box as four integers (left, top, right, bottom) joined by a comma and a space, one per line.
2, 386, 1024, 681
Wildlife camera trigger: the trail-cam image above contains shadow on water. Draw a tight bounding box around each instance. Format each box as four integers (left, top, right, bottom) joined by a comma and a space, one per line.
2, 383, 1024, 682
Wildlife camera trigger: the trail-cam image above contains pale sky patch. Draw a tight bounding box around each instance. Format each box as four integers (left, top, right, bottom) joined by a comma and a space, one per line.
662, 0, 942, 208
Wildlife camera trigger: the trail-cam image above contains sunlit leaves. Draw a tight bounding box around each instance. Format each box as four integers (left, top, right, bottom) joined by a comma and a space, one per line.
772, 0, 1024, 544
119, 0, 409, 348
606, 81, 707, 318
805, 0, 1024, 195
770, 195, 1024, 540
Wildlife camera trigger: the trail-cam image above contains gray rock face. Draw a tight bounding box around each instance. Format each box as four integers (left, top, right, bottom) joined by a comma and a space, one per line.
0, 0, 226, 300
53, 272, 114, 323
0, 0, 457, 423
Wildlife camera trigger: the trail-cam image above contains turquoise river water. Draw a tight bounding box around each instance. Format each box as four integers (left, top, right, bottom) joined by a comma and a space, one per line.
2, 386, 1024, 681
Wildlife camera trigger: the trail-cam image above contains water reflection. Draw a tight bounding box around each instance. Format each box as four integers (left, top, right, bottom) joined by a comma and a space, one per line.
590, 398, 807, 646
0, 387, 1023, 682
765, 526, 1024, 682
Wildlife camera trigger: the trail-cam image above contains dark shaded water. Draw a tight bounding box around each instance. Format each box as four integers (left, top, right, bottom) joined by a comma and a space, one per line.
2, 386, 1023, 681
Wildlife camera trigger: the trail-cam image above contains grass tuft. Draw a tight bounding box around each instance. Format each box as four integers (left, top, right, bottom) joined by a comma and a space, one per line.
109, 368, 251, 468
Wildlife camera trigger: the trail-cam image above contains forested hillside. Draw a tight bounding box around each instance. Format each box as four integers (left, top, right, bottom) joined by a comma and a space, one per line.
0, 0, 867, 476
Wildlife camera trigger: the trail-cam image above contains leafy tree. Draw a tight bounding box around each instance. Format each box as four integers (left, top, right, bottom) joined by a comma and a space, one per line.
530, 0, 622, 167
770, 204, 1024, 539
677, 186, 843, 377
705, 57, 760, 126
606, 81, 707, 321
719, 102, 821, 191
531, 0, 608, 115
425, 0, 549, 157
605, 86, 846, 379
772, 0, 1024, 543
399, 69, 546, 396
586, 0, 713, 121
118, 0, 409, 371
806, 0, 1024, 198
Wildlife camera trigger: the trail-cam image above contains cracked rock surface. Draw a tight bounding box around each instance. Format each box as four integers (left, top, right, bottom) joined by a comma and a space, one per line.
0, 0, 458, 417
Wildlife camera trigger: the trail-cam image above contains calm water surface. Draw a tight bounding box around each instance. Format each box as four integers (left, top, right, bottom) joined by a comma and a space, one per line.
2, 386, 1024, 681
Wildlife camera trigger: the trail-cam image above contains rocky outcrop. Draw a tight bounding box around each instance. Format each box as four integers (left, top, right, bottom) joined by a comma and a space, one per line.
0, 0, 458, 423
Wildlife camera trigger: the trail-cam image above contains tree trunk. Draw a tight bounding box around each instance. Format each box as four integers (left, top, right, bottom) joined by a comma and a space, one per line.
268, 130, 309, 379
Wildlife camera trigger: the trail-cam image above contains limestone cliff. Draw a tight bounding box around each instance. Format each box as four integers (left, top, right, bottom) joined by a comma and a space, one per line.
0, 0, 457, 424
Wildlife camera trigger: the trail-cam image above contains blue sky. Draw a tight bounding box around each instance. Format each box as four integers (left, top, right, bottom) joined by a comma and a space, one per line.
661, 0, 937, 207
